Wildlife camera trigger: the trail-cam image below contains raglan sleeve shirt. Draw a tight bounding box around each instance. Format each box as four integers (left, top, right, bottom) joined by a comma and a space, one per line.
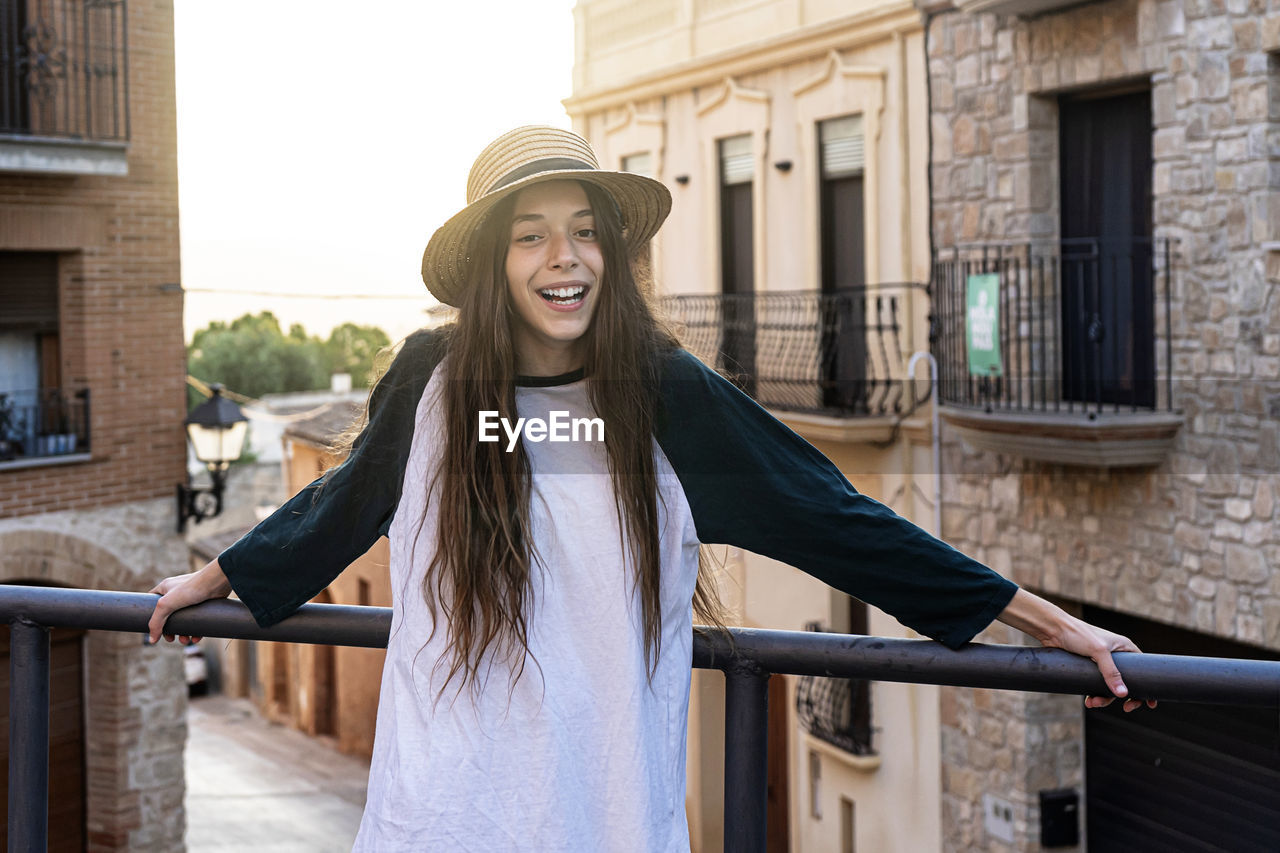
217, 338, 1015, 648
653, 348, 1017, 649
216, 329, 444, 627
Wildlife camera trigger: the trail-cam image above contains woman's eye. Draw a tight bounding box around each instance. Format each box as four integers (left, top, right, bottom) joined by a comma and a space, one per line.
514, 233, 541, 243
576, 228, 597, 239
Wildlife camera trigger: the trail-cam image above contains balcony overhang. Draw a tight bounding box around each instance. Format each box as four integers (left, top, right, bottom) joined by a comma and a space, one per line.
774, 411, 898, 444
940, 406, 1184, 467
950, 0, 1095, 18
0, 136, 128, 176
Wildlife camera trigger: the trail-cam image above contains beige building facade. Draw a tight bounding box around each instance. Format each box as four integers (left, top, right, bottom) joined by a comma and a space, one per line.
569, 2, 948, 850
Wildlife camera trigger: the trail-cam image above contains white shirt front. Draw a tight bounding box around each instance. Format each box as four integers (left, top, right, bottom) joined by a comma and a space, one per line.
353, 372, 701, 852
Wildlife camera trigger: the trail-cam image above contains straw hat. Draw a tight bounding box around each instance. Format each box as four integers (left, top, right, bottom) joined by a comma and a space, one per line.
421, 125, 671, 306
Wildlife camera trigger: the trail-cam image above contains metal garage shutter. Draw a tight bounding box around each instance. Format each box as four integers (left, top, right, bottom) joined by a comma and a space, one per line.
1083, 608, 1280, 852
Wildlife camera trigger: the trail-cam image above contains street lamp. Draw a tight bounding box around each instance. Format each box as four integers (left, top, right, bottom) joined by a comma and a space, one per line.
177, 383, 248, 533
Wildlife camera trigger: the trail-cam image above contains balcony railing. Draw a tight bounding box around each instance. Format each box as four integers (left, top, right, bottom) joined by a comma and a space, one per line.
0, 388, 90, 466
932, 238, 1175, 416
0, 0, 129, 142
796, 622, 873, 755
660, 284, 926, 418
2, 585, 1278, 852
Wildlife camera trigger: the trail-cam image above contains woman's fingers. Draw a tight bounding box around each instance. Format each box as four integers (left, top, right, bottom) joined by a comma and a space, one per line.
148, 580, 199, 644
1090, 646, 1130, 701
1083, 631, 1158, 712
148, 562, 231, 646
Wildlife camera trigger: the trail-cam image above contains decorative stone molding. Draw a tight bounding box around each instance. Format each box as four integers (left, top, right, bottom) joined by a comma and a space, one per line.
790, 49, 888, 288
694, 77, 771, 293
695, 76, 770, 117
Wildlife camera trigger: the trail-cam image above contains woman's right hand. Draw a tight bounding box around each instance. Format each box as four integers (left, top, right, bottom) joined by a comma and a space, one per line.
148, 558, 233, 645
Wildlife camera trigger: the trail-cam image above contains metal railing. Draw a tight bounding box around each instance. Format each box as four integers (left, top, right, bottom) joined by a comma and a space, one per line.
3, 585, 1278, 851
795, 672, 873, 756
0, 388, 90, 464
660, 285, 925, 418
0, 0, 129, 142
932, 238, 1176, 415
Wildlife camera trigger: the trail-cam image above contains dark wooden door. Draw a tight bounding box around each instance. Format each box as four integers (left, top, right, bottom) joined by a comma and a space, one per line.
720, 180, 756, 392
0, 626, 86, 852
821, 174, 868, 411
1059, 91, 1155, 407
765, 674, 790, 852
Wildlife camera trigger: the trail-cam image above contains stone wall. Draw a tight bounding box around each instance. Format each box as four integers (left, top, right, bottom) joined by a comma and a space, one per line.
927, 0, 1280, 848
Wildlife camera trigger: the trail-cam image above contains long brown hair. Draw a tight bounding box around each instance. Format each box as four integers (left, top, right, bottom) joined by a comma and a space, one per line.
417, 179, 723, 694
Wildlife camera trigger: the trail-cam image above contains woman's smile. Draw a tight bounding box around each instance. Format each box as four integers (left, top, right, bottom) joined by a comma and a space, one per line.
536, 281, 592, 310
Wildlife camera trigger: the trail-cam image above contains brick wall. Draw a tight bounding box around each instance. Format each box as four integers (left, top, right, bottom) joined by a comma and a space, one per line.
0, 0, 186, 519
0, 2, 190, 850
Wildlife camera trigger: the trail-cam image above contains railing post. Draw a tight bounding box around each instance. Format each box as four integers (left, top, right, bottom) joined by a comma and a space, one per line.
9, 618, 50, 853
723, 662, 770, 853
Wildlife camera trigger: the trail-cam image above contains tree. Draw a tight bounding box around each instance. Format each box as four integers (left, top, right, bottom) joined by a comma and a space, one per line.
187, 313, 393, 404
324, 322, 392, 389
188, 312, 328, 402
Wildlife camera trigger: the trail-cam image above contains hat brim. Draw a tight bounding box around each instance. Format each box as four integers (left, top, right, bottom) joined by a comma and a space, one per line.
421, 169, 672, 307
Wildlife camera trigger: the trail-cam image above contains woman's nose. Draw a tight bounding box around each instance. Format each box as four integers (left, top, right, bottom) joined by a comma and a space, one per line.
548, 231, 579, 270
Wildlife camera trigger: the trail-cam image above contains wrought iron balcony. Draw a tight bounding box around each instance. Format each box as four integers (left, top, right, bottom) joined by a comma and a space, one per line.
796, 621, 874, 756
0, 585, 1277, 852
931, 238, 1184, 466
660, 284, 926, 420
0, 387, 90, 468
0, 0, 129, 174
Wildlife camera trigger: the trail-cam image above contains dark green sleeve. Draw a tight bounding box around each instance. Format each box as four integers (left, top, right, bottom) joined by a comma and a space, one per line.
654, 348, 1016, 649
217, 329, 446, 627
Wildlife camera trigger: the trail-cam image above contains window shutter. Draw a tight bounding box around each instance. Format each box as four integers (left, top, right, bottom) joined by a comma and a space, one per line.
622, 152, 652, 178
719, 135, 754, 186
0, 253, 59, 331
820, 115, 864, 179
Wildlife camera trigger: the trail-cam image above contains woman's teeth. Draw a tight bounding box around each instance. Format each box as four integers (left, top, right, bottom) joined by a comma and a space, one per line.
539, 286, 586, 304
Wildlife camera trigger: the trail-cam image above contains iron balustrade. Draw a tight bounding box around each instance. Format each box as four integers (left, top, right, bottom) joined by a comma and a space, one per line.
932, 238, 1176, 416
2, 586, 1278, 851
0, 0, 129, 142
795, 672, 874, 756
0, 388, 89, 464
660, 285, 926, 418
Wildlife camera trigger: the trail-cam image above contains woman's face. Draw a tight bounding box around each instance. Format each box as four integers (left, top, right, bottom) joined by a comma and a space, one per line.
504, 180, 604, 375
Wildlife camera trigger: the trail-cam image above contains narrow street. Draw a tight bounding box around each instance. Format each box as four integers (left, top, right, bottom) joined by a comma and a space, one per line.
185, 695, 370, 852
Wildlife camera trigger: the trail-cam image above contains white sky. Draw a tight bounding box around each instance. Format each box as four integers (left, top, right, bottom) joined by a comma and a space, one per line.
175, 0, 576, 344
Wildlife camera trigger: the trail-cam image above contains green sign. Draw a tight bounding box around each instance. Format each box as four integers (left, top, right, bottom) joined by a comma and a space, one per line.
965, 273, 1002, 377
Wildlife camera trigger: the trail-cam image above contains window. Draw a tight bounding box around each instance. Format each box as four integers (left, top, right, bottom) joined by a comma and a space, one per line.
718, 134, 755, 391
0, 0, 130, 142
621, 152, 652, 177
0, 252, 87, 464
818, 115, 868, 412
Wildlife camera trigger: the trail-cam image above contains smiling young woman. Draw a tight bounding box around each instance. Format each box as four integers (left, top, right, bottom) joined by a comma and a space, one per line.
148, 125, 1148, 851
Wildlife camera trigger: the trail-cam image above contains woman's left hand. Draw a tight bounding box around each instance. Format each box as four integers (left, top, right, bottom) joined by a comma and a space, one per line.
998, 588, 1156, 712
1042, 616, 1157, 712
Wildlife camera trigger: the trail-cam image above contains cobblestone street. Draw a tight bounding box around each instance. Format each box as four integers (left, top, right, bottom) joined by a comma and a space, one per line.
185, 695, 370, 852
